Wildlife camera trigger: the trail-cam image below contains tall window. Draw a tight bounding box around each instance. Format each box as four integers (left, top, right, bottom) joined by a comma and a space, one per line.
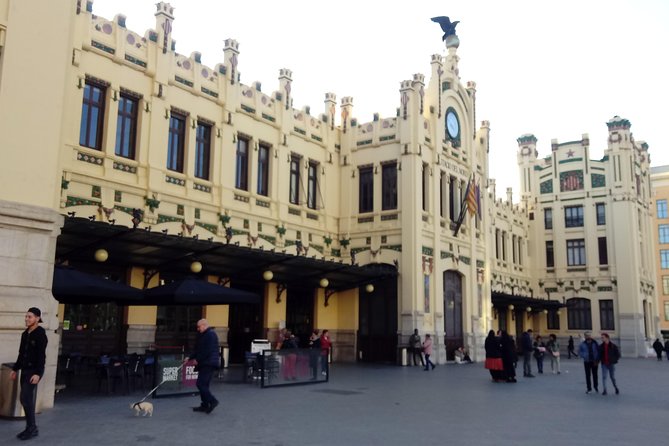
659, 225, 669, 244
307, 160, 318, 210
517, 237, 523, 265
564, 205, 584, 227
501, 231, 507, 261
439, 172, 446, 217
661, 250, 669, 269
382, 163, 398, 210
512, 235, 517, 263
657, 199, 668, 219
359, 166, 373, 213
596, 203, 606, 225
495, 229, 500, 260
115, 94, 138, 159
79, 81, 106, 150
566, 239, 586, 266
567, 298, 592, 330
289, 154, 301, 205
663, 276, 669, 295
544, 208, 553, 229
598, 237, 608, 265
257, 144, 270, 196
235, 137, 249, 190
547, 309, 560, 330
167, 112, 186, 172
449, 176, 457, 221
599, 300, 615, 330
194, 122, 211, 180
665, 302, 669, 321
545, 240, 554, 268
422, 163, 429, 212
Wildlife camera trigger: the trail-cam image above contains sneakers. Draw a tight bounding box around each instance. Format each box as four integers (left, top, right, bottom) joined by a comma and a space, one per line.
18, 426, 38, 441
586, 390, 592, 394
192, 405, 207, 412
205, 400, 219, 414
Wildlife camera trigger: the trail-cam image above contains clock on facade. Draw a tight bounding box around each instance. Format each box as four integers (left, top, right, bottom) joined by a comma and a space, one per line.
446, 109, 460, 140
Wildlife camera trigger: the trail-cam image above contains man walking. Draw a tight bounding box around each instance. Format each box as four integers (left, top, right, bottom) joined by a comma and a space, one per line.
598, 333, 620, 395
578, 331, 599, 394
521, 329, 534, 377
186, 319, 220, 414
409, 329, 425, 367
11, 307, 48, 441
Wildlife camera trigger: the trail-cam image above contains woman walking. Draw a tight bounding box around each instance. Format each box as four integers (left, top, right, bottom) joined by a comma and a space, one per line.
423, 334, 436, 371
484, 330, 503, 382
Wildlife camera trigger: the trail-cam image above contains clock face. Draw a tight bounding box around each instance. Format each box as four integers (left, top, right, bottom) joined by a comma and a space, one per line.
446, 110, 459, 139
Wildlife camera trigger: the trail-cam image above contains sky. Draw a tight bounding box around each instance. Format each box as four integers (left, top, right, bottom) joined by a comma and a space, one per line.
93, 0, 669, 199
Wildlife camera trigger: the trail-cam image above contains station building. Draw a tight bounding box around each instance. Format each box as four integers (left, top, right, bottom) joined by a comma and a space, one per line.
0, 0, 659, 409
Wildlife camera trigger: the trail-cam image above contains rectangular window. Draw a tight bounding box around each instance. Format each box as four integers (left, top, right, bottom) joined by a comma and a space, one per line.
495, 229, 500, 260
422, 163, 429, 212
194, 122, 211, 180
662, 250, 669, 269
359, 166, 373, 213
567, 298, 592, 330
501, 231, 507, 261
598, 237, 608, 265
663, 276, 669, 295
567, 239, 586, 266
544, 208, 553, 230
665, 302, 669, 321
517, 237, 523, 265
547, 309, 560, 330
439, 172, 446, 218
545, 240, 554, 268
257, 144, 270, 196
564, 205, 584, 227
289, 154, 301, 205
307, 160, 318, 210
79, 81, 106, 150
382, 163, 398, 211
115, 94, 138, 159
235, 137, 249, 190
658, 199, 668, 219
166, 112, 186, 172
660, 225, 669, 244
512, 235, 517, 263
449, 176, 457, 221
596, 203, 606, 225
599, 300, 615, 330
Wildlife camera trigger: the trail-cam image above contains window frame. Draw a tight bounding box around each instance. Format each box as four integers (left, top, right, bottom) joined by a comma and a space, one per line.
359, 166, 374, 213
598, 237, 608, 265
289, 154, 301, 205
596, 203, 606, 225
381, 162, 398, 211
257, 143, 270, 197
544, 208, 553, 230
235, 136, 249, 191
167, 111, 186, 173
194, 121, 211, 180
658, 199, 668, 219
659, 224, 669, 244
661, 250, 669, 269
599, 299, 615, 331
79, 81, 107, 150
545, 240, 554, 268
114, 93, 138, 159
564, 205, 584, 228
566, 239, 586, 266
307, 160, 318, 210
567, 298, 592, 330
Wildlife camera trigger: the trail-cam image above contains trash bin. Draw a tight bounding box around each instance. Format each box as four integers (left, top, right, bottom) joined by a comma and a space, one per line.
0, 363, 24, 419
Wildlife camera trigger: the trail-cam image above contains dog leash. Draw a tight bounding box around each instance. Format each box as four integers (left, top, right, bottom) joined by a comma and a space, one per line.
134, 363, 185, 404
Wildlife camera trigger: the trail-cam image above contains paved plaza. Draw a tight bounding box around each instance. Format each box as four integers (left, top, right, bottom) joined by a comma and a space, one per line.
1, 357, 668, 445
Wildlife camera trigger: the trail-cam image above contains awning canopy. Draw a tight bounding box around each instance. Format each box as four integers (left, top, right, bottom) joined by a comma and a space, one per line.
142, 278, 261, 306
55, 217, 397, 295
52, 266, 144, 305
491, 291, 565, 311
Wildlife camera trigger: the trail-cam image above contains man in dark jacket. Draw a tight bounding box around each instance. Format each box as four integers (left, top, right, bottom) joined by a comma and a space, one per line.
11, 307, 48, 441
578, 331, 600, 394
652, 338, 663, 361
521, 329, 534, 377
186, 319, 220, 414
598, 333, 620, 395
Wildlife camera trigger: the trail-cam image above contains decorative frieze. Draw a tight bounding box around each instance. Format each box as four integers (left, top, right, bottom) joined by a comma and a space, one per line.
77, 151, 103, 165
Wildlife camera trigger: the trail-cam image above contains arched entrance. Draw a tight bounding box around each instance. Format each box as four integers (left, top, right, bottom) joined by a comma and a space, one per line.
443, 270, 463, 360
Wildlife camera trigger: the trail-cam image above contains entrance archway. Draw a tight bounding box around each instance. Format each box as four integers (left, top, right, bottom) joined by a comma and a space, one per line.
443, 270, 463, 360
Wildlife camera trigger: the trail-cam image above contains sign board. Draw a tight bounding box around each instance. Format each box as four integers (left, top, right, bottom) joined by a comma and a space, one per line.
251, 339, 271, 354
154, 355, 199, 398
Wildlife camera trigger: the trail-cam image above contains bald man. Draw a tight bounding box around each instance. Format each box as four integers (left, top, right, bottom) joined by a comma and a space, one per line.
185, 319, 220, 414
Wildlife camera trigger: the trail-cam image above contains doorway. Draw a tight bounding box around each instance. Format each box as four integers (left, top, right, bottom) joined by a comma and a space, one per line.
286, 286, 315, 348
358, 277, 398, 363
443, 270, 463, 360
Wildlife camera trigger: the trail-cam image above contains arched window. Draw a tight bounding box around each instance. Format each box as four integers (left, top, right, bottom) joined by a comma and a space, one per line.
567, 298, 592, 330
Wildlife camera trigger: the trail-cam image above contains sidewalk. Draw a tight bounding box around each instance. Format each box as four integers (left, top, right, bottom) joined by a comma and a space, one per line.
2, 358, 668, 445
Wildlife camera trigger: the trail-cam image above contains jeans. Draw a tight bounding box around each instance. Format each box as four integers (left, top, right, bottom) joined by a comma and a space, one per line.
523, 352, 532, 375
411, 348, 424, 366
550, 355, 561, 373
583, 361, 598, 391
19, 370, 38, 428
196, 365, 218, 406
424, 354, 435, 370
535, 356, 544, 373
601, 363, 618, 392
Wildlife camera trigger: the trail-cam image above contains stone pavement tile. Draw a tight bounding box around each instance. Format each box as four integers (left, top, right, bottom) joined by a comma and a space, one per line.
1, 358, 669, 445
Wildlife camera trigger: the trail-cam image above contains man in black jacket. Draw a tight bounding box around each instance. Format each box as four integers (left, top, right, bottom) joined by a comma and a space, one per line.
11, 307, 48, 441
598, 333, 620, 395
185, 319, 220, 414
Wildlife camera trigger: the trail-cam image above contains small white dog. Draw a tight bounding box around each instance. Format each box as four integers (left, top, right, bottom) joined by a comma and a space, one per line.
131, 401, 154, 417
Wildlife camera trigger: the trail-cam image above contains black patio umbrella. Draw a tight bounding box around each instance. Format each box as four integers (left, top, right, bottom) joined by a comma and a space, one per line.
142, 278, 261, 305
51, 266, 144, 305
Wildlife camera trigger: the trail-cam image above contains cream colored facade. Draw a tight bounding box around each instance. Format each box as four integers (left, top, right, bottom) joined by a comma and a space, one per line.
650, 165, 669, 336
0, 0, 661, 409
